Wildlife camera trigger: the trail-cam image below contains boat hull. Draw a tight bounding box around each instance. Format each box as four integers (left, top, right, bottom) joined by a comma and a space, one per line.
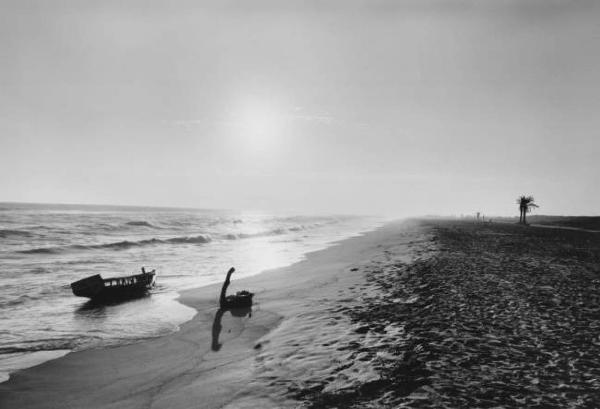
71, 271, 156, 301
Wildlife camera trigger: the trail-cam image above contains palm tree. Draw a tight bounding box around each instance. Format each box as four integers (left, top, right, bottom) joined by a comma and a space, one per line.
516, 195, 539, 225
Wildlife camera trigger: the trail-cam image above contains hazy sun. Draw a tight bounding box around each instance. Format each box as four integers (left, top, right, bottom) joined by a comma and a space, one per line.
235, 99, 285, 154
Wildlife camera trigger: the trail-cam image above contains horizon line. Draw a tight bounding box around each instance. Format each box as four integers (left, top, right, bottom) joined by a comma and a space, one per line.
1, 200, 598, 218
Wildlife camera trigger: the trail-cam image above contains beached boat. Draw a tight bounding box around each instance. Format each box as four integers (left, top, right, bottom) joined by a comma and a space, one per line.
71, 268, 156, 300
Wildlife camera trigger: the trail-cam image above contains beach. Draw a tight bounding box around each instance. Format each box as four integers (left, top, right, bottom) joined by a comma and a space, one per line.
2, 219, 600, 408
0, 220, 420, 408
296, 219, 600, 408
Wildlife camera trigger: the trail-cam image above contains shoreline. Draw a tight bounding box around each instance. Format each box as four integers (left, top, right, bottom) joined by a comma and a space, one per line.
0, 219, 383, 385
0, 219, 421, 408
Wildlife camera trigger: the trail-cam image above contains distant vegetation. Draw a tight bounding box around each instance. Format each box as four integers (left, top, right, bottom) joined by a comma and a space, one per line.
516, 195, 538, 225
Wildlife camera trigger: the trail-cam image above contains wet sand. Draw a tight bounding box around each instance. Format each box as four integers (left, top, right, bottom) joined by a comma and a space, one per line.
0, 220, 425, 408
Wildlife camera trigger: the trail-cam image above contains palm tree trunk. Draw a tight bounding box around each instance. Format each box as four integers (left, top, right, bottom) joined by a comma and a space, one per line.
523, 210, 527, 225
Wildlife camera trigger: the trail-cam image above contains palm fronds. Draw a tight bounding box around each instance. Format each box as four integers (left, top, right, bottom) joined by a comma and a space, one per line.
517, 195, 539, 223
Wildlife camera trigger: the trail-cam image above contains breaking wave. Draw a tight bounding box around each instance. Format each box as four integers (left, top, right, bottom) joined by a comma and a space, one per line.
19, 234, 212, 255
124, 221, 159, 228
19, 247, 57, 254
16, 223, 324, 254
220, 225, 314, 240
0, 341, 74, 354
165, 235, 212, 244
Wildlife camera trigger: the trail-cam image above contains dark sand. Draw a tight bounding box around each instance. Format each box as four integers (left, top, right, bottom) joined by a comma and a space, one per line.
297, 220, 600, 408
2, 219, 599, 408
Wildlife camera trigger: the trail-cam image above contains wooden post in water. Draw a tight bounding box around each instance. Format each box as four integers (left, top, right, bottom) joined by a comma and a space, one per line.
219, 267, 235, 308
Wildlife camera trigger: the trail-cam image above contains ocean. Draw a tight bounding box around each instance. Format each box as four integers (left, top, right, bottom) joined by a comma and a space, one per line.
0, 202, 382, 382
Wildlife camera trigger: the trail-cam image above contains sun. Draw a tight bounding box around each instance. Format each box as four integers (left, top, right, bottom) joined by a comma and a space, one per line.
235, 99, 285, 155
242, 104, 278, 136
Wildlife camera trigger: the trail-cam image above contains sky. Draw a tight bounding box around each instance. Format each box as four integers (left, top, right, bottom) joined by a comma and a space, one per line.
1, 0, 599, 216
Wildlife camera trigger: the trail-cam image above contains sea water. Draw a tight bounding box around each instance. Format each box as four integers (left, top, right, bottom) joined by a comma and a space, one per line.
0, 202, 383, 382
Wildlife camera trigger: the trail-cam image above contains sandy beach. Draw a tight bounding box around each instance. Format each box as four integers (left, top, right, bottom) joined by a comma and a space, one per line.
296, 219, 600, 408
2, 218, 600, 408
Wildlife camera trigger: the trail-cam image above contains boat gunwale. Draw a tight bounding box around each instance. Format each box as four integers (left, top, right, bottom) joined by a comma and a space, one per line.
102, 270, 156, 283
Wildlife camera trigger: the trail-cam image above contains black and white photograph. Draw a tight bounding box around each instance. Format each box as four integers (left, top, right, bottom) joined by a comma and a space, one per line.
1, 1, 599, 408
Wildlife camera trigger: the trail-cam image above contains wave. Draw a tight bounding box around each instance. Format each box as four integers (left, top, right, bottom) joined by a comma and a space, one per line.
0, 345, 63, 354
0, 338, 80, 354
16, 217, 343, 254
18, 224, 309, 253
19, 234, 212, 255
0, 333, 138, 356
20, 247, 57, 254
125, 221, 160, 229
0, 229, 33, 239
69, 221, 163, 233
165, 235, 212, 244
89, 238, 161, 250
221, 225, 307, 240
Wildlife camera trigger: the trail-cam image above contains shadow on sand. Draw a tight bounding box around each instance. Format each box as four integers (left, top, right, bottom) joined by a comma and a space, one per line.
211, 307, 252, 351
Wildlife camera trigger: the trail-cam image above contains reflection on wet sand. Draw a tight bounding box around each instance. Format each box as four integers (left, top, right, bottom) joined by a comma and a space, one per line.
211, 307, 252, 351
